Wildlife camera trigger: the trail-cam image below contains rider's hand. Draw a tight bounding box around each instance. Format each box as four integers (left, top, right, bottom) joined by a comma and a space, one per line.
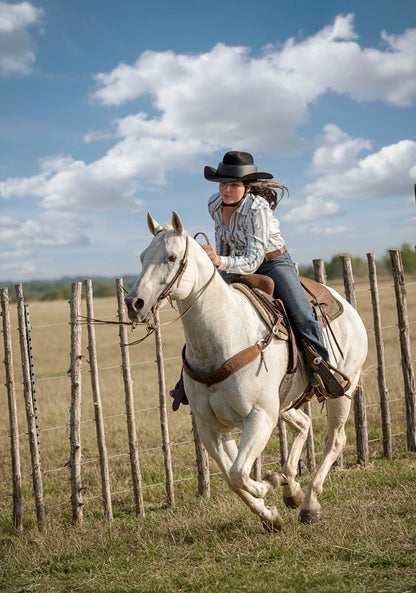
201, 244, 221, 267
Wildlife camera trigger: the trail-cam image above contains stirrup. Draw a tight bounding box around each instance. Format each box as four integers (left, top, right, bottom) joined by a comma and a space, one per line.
314, 374, 351, 401
301, 340, 350, 398
291, 377, 350, 411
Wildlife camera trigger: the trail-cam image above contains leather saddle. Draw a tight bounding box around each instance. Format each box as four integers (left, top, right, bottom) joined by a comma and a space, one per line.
224, 273, 343, 324
169, 273, 347, 411
224, 273, 349, 401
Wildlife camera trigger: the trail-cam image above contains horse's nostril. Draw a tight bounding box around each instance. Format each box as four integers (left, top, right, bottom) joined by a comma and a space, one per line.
134, 298, 144, 311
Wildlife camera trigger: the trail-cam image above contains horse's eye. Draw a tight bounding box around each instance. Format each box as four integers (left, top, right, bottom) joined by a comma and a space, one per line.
167, 255, 177, 263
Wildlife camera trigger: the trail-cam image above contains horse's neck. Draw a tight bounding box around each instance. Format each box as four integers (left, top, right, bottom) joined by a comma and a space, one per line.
178, 272, 232, 341
177, 264, 259, 368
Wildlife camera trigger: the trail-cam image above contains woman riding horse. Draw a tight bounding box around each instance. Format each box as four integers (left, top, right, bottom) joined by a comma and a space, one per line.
171, 150, 346, 409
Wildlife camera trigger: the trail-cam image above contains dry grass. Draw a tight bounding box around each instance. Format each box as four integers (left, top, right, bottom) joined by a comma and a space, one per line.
0, 275, 415, 592
0, 454, 415, 592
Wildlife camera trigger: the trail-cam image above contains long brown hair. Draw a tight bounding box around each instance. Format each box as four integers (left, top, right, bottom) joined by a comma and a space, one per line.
246, 180, 289, 210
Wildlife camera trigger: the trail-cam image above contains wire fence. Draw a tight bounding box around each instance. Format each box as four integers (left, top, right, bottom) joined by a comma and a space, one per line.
1, 251, 415, 531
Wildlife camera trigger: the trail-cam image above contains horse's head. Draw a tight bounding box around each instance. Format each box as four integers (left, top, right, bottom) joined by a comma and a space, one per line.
125, 211, 190, 322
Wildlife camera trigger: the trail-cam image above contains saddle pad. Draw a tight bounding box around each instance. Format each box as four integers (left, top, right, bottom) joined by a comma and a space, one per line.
231, 282, 289, 339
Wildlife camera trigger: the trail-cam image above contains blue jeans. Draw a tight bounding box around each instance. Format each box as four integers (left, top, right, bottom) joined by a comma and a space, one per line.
256, 251, 329, 362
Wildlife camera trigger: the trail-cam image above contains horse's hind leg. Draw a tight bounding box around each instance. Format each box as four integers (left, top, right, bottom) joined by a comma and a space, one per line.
279, 407, 311, 508
299, 395, 351, 523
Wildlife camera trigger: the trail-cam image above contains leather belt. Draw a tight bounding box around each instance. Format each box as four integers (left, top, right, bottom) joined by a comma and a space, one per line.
265, 246, 286, 261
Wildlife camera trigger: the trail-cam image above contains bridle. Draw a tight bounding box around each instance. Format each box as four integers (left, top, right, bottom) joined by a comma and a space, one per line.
156, 232, 190, 303
127, 231, 216, 346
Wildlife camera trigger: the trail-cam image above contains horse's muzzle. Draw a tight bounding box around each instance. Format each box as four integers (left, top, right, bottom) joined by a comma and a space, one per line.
124, 294, 146, 321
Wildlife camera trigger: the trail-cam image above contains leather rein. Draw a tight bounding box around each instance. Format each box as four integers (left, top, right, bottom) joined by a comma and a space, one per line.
128, 230, 281, 386
179, 233, 279, 388
83, 229, 284, 388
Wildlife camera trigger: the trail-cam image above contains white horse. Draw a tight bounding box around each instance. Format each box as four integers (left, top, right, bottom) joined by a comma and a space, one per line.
125, 212, 368, 530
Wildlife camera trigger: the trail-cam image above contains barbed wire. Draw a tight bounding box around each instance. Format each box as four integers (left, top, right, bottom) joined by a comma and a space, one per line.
0, 385, 409, 486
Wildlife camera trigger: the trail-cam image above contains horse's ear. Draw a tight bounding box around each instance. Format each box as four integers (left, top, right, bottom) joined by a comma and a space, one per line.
172, 211, 185, 236
147, 212, 163, 236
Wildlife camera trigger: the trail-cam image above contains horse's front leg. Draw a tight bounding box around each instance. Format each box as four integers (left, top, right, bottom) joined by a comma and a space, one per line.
194, 414, 284, 531
229, 407, 286, 500
300, 395, 351, 523
279, 407, 311, 509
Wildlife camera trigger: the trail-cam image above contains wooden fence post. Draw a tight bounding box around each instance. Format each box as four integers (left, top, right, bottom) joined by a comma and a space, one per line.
301, 258, 332, 472
313, 258, 342, 468
153, 310, 175, 506
84, 279, 113, 521
116, 278, 145, 516
69, 282, 83, 525
1, 288, 23, 533
367, 253, 392, 459
190, 411, 210, 498
15, 284, 46, 530
389, 249, 416, 451
313, 259, 327, 285
339, 256, 369, 465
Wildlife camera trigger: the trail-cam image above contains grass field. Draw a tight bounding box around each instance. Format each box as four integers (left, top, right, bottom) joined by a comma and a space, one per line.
0, 274, 415, 592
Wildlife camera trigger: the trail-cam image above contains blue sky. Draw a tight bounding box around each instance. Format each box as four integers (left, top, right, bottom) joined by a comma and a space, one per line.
0, 0, 415, 282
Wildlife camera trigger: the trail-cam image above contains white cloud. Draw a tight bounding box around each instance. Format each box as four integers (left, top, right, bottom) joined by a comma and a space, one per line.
91, 43, 310, 155
276, 15, 416, 107
0, 247, 31, 260
282, 123, 416, 226
0, 258, 38, 279
0, 212, 89, 248
0, 153, 146, 211
309, 225, 348, 236
92, 14, 416, 111
0, 1, 44, 75
0, 247, 37, 279
304, 125, 416, 200
1, 14, 416, 214
282, 195, 344, 223
310, 125, 373, 174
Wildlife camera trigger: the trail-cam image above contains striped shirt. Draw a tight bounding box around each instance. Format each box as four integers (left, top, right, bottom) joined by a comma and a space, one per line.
207, 192, 285, 274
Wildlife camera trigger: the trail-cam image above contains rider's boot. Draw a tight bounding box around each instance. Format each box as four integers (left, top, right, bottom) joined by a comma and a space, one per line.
169, 374, 189, 411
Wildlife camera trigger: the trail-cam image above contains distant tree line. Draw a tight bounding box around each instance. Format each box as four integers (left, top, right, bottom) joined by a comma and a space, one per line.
1, 277, 137, 303
299, 243, 416, 280
1, 244, 414, 302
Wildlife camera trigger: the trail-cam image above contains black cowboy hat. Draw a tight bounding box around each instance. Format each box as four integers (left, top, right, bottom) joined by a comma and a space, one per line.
204, 151, 273, 183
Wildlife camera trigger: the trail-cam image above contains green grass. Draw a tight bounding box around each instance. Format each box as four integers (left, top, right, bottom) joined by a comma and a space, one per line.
1, 454, 415, 593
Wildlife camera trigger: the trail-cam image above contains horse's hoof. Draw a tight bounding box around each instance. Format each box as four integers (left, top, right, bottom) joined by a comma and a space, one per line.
261, 506, 284, 532
299, 508, 321, 524
282, 484, 304, 509
262, 520, 282, 533
283, 492, 304, 509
